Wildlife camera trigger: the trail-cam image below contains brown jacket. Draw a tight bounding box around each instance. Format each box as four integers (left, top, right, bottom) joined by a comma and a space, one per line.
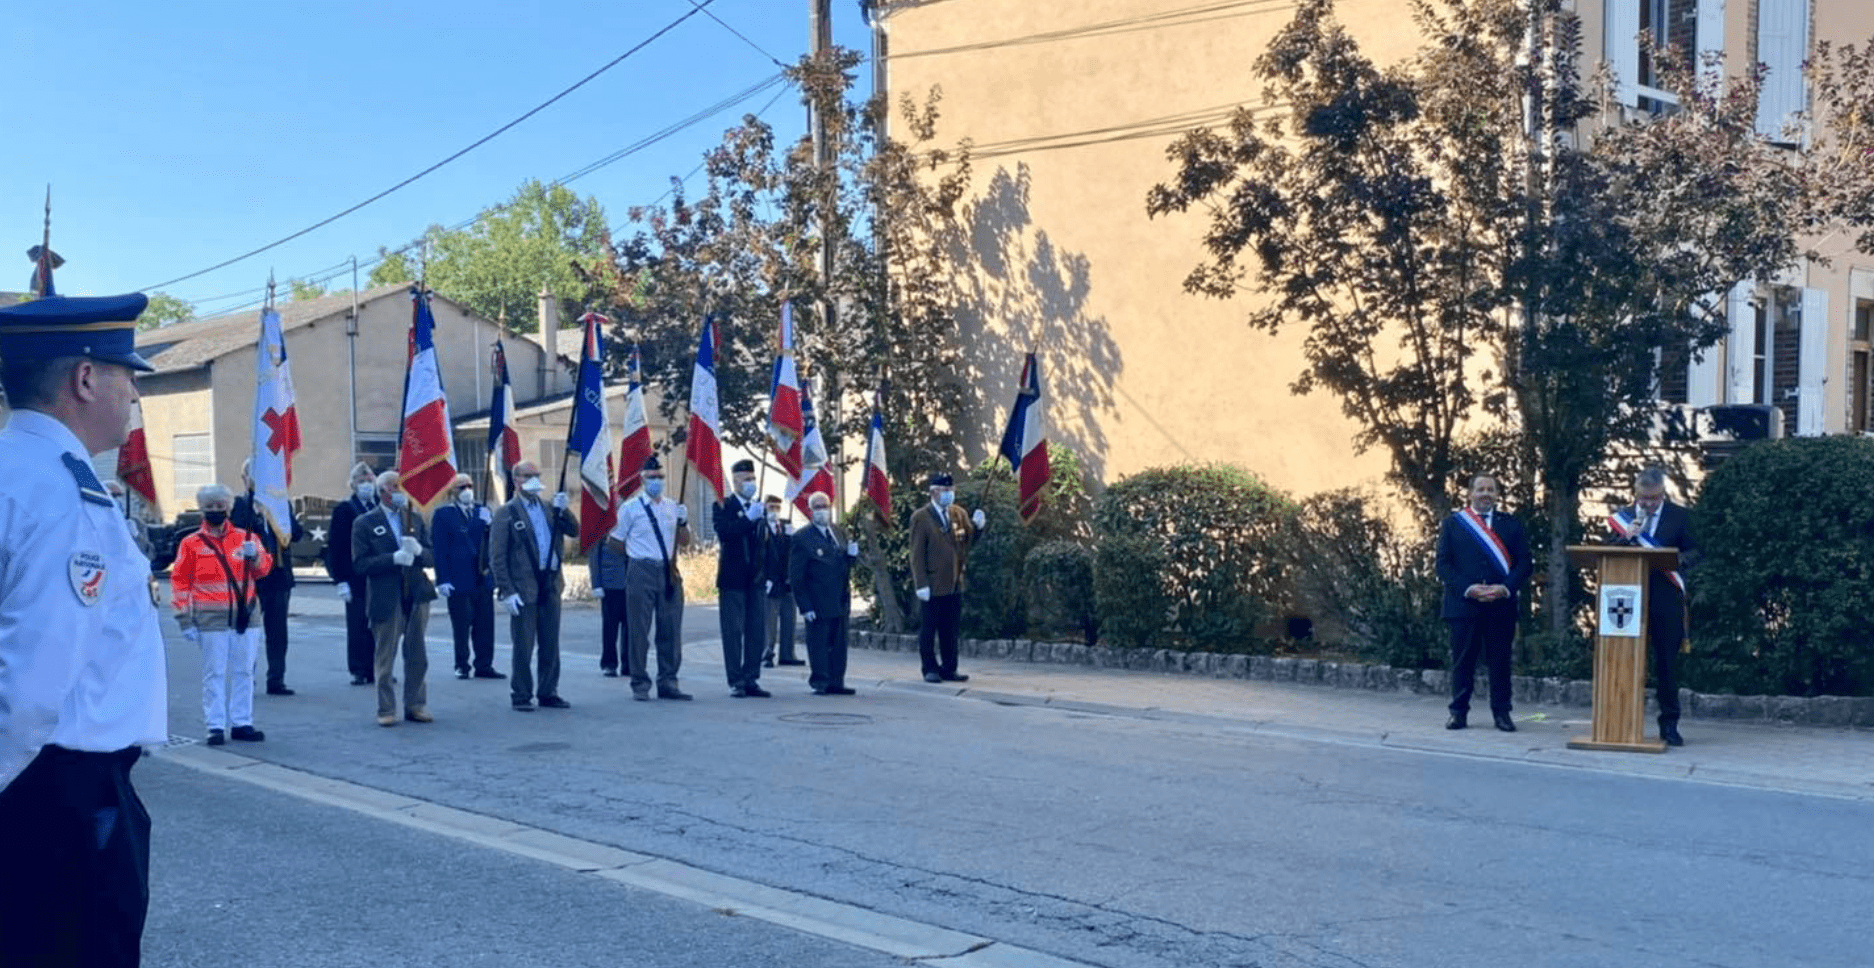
909, 502, 979, 598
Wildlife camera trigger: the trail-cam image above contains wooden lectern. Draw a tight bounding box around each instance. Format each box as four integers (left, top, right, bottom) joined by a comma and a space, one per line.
1565, 544, 1682, 753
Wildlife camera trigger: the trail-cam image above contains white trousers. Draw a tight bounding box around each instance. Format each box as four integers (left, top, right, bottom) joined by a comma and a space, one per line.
200, 628, 258, 732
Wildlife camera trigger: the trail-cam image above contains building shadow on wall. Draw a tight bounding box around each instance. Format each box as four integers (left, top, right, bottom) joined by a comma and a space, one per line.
949, 163, 1120, 485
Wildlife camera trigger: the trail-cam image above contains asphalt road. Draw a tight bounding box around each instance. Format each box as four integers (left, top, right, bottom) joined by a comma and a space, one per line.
149, 590, 1874, 968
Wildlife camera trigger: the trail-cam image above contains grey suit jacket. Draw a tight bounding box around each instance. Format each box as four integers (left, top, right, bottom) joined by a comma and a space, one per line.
350, 505, 436, 623
490, 495, 578, 604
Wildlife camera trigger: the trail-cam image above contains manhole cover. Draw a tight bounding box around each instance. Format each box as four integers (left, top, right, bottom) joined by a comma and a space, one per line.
777, 712, 872, 727
507, 742, 573, 754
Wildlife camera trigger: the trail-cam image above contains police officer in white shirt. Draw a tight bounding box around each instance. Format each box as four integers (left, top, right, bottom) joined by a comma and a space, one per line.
0, 292, 167, 967
605, 455, 692, 701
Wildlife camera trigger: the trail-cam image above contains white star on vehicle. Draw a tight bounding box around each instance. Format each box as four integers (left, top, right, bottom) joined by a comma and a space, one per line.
310, 526, 327, 544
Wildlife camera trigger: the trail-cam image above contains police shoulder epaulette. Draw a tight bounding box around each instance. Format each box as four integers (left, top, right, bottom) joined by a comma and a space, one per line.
62, 453, 116, 507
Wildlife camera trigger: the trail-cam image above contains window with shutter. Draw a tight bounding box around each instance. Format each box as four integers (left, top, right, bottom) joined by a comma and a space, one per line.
1754, 0, 1810, 142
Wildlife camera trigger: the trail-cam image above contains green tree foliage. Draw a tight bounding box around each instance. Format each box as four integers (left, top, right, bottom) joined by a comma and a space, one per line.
1285, 489, 1445, 670
1688, 438, 1874, 697
137, 291, 195, 330
287, 279, 328, 302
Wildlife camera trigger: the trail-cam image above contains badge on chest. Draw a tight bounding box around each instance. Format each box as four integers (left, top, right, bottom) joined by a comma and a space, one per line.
69, 551, 107, 606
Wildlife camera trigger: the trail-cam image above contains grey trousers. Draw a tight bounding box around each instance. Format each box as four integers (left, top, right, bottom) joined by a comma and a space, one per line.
765, 592, 798, 662
626, 558, 684, 694
719, 584, 767, 689
372, 602, 430, 717
510, 571, 563, 703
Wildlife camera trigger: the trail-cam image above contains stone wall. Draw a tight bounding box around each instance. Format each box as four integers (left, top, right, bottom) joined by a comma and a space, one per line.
848, 631, 1874, 728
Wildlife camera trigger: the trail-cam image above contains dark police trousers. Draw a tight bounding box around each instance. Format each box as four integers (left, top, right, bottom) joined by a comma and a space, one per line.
806, 613, 850, 692
1648, 575, 1686, 725
599, 589, 631, 676
919, 593, 964, 677
719, 583, 767, 690
0, 746, 150, 968
258, 582, 292, 689
1448, 601, 1515, 716
344, 578, 375, 680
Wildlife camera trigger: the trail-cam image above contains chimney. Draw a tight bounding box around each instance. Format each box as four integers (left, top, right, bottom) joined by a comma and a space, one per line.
537, 284, 557, 396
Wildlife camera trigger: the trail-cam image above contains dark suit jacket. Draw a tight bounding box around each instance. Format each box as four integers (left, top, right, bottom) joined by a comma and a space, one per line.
1435, 508, 1532, 620
325, 495, 372, 586
1612, 501, 1700, 613
489, 495, 577, 604
909, 502, 979, 597
789, 523, 853, 620
351, 505, 437, 623
232, 494, 304, 591
713, 494, 768, 590
432, 503, 493, 594
763, 521, 794, 596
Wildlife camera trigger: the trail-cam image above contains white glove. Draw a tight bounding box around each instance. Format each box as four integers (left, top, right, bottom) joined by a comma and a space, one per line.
503, 594, 523, 616
123, 518, 141, 540
240, 539, 261, 559
399, 535, 422, 557
392, 550, 415, 567
765, 580, 773, 595
916, 586, 931, 602
337, 584, 352, 603
744, 500, 764, 522
477, 506, 492, 524
552, 492, 569, 510
803, 611, 817, 623
593, 587, 605, 599
437, 583, 454, 598
972, 509, 987, 529
675, 505, 689, 526
182, 626, 200, 643
847, 541, 860, 557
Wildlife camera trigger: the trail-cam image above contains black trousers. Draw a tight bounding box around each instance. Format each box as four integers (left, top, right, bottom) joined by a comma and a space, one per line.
599, 589, 631, 675
719, 584, 767, 689
258, 580, 292, 689
0, 746, 150, 968
919, 593, 964, 676
806, 613, 850, 692
1649, 579, 1686, 725
447, 588, 496, 673
1447, 603, 1515, 716
344, 578, 374, 680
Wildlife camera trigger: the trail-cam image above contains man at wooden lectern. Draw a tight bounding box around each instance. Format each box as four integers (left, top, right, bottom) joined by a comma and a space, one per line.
1435, 474, 1531, 732
1608, 466, 1700, 747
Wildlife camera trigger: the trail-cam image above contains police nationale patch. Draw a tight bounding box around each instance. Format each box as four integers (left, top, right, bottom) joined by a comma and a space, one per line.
69, 551, 108, 606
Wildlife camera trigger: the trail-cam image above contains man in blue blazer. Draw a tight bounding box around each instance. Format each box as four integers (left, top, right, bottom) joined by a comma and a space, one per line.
433, 473, 502, 680
1434, 474, 1531, 732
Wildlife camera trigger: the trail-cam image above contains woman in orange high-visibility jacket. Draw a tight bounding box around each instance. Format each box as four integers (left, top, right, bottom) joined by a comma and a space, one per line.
171, 483, 273, 746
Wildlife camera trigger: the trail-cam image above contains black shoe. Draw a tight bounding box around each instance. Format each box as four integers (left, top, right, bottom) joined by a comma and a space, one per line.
778, 659, 806, 667
538, 696, 571, 709
762, 658, 775, 668
512, 700, 535, 711
657, 690, 693, 701
474, 669, 507, 680
1446, 714, 1467, 730
205, 729, 226, 746
744, 684, 771, 698
811, 687, 829, 695
1493, 713, 1517, 732
923, 672, 943, 684
455, 668, 471, 680
940, 672, 970, 682
266, 685, 295, 696
350, 675, 371, 686
827, 686, 856, 695
229, 725, 266, 742
730, 686, 749, 698
602, 668, 619, 678
1661, 724, 1685, 746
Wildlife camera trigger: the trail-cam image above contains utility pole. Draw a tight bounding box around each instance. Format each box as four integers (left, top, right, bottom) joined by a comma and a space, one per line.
809, 0, 843, 497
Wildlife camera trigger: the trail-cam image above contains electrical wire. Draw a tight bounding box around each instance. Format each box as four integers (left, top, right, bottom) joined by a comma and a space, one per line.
139, 0, 723, 293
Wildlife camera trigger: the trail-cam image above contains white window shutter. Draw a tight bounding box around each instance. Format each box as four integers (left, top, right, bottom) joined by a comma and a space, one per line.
1696, 0, 1725, 88
1726, 281, 1756, 403
1797, 286, 1830, 435
1755, 0, 1809, 139
1605, 0, 1640, 107
1688, 342, 1723, 406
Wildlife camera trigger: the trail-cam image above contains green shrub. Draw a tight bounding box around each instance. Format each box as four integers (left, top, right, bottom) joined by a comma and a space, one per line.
1092, 464, 1293, 650
1687, 436, 1874, 697
1092, 534, 1176, 648
1284, 488, 1446, 669
1023, 540, 1099, 645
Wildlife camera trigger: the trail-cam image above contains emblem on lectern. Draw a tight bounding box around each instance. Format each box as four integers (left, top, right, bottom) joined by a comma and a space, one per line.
1597, 584, 1643, 638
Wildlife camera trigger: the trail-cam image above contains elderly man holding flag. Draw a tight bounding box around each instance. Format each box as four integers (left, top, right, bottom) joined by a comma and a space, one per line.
1434, 474, 1531, 733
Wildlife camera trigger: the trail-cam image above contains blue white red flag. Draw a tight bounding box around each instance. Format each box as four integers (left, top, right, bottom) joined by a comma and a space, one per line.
250, 306, 302, 544
396, 288, 457, 508
862, 390, 891, 526
768, 302, 805, 477
487, 341, 522, 502
997, 353, 1051, 522
685, 317, 726, 502
787, 377, 834, 517
569, 313, 616, 554
616, 344, 653, 501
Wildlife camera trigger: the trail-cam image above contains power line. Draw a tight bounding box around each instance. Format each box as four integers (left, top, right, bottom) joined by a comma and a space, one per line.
139, 0, 723, 293
685, 0, 790, 68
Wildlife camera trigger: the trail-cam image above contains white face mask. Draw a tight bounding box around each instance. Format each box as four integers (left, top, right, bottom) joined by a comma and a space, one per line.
811, 508, 831, 526
456, 489, 475, 505
390, 491, 409, 509
737, 479, 757, 500
356, 482, 376, 503
520, 477, 546, 494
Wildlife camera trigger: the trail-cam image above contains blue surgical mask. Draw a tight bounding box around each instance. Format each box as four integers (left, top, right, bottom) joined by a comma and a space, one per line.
356, 482, 376, 503
738, 480, 757, 500
390, 491, 409, 509
937, 490, 955, 508
645, 478, 665, 498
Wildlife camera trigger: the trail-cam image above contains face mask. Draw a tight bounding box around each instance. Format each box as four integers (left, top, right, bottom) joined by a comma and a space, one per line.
738, 480, 757, 500
520, 478, 545, 494
811, 508, 831, 526
203, 510, 228, 527
357, 483, 376, 503
456, 489, 475, 505
645, 478, 665, 498
937, 490, 955, 508
391, 492, 409, 509
765, 510, 779, 525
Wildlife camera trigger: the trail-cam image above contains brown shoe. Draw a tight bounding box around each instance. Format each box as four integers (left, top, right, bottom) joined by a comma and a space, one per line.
376, 714, 397, 727
404, 708, 434, 723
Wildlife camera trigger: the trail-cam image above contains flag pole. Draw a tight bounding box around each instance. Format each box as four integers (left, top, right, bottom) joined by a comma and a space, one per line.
37, 186, 51, 295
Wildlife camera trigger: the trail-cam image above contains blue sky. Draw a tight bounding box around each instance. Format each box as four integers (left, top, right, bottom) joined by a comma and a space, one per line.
3, 0, 875, 318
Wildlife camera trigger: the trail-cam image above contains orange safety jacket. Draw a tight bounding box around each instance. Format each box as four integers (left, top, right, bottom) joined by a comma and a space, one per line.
171, 524, 274, 632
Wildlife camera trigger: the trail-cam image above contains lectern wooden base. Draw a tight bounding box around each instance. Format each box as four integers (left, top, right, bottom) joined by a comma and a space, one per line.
1567, 737, 1667, 753
1566, 544, 1682, 755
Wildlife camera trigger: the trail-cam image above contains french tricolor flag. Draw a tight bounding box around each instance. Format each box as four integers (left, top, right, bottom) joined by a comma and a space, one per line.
998, 352, 1050, 523
685, 317, 726, 502
862, 390, 891, 526
570, 312, 616, 554
487, 340, 522, 502
787, 377, 835, 517
615, 344, 653, 501
768, 302, 805, 478
397, 287, 457, 509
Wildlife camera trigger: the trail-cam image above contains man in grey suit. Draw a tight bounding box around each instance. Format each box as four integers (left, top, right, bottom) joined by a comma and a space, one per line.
491, 461, 578, 711
350, 470, 437, 727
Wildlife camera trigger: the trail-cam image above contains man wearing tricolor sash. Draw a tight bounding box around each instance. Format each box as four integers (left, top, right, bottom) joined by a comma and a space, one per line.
1608, 467, 1700, 747
1434, 474, 1531, 732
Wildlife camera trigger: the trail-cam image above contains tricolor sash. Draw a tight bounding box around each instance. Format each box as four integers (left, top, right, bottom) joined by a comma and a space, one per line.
1608, 508, 1686, 592
1456, 508, 1513, 578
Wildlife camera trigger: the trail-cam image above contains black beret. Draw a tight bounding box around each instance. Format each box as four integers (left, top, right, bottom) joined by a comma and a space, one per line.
731, 458, 757, 474
927, 473, 954, 488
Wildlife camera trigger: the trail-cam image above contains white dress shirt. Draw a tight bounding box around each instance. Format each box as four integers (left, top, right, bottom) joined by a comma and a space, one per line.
609, 495, 683, 561
0, 411, 168, 791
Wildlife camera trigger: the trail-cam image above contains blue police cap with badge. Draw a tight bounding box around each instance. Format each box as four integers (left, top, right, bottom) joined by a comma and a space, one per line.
0, 293, 154, 372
